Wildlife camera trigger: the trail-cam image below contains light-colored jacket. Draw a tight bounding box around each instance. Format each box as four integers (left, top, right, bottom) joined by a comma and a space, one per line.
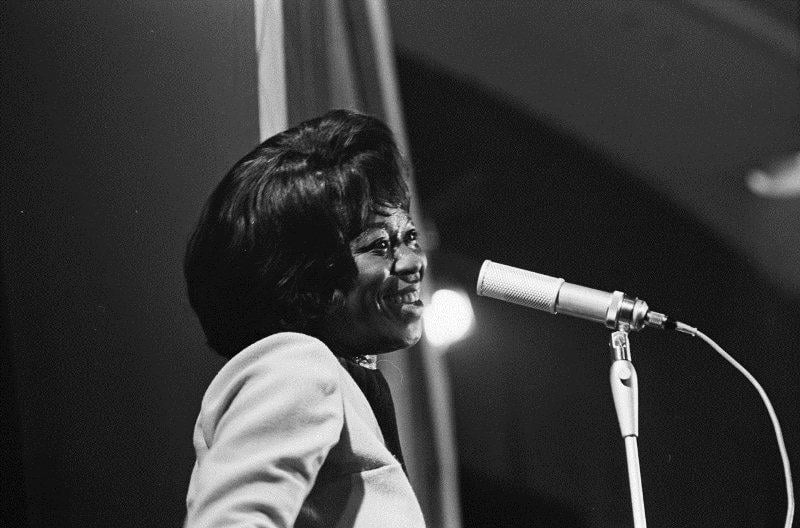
185, 332, 426, 527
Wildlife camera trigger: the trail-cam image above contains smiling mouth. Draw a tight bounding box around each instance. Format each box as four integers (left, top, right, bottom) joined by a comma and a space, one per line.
387, 290, 422, 305
382, 289, 425, 317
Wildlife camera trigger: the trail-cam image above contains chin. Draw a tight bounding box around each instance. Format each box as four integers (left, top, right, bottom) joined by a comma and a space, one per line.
380, 324, 423, 352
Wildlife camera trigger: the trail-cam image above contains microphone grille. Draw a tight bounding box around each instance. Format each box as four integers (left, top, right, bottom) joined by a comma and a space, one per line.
476, 260, 564, 313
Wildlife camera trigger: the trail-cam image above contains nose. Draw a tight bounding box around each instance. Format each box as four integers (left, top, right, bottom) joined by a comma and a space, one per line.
392, 245, 426, 282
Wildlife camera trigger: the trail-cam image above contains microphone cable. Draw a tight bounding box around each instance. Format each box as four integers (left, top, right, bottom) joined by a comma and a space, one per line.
673, 321, 794, 528
475, 259, 794, 524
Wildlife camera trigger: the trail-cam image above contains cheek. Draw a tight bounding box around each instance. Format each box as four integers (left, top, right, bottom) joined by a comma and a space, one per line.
350, 267, 389, 314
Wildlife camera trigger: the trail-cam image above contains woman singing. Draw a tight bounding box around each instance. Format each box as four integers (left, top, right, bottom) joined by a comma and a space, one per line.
183, 110, 427, 527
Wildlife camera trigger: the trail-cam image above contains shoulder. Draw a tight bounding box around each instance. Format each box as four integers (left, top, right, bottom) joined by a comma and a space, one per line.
198, 333, 343, 435
224, 332, 339, 376
212, 332, 339, 385
187, 333, 349, 525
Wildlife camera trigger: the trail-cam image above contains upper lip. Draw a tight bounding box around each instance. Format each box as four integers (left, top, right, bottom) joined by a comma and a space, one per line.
393, 285, 420, 296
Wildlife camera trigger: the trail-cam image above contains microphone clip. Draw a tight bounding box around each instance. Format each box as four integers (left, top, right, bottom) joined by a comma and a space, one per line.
606, 291, 667, 331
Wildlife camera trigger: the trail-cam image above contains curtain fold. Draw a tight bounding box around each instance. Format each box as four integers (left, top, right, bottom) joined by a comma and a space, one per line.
254, 0, 287, 140
253, 2, 461, 527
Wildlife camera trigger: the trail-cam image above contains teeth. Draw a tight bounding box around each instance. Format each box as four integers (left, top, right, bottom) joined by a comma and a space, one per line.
390, 291, 420, 304
402, 291, 419, 303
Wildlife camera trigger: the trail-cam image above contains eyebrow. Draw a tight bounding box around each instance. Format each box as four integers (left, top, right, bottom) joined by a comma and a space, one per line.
362, 221, 415, 234
364, 215, 414, 229
353, 217, 415, 244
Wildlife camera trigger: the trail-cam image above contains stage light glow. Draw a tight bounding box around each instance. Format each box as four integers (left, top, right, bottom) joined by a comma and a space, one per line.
747, 152, 800, 198
423, 288, 475, 348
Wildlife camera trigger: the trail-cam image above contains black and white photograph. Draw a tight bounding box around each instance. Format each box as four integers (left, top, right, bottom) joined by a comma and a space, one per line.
2, 1, 798, 527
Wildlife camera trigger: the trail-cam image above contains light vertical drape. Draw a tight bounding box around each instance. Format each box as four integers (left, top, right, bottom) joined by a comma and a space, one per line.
253, 1, 461, 526
254, 0, 287, 140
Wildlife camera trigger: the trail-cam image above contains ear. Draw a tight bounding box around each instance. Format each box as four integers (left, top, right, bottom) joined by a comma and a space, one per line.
325, 289, 348, 315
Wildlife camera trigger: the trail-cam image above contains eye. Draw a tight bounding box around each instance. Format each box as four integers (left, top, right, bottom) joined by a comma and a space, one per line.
368, 238, 391, 254
405, 229, 419, 245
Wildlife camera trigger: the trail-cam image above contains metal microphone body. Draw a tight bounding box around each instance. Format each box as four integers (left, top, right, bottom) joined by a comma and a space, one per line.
476, 260, 666, 331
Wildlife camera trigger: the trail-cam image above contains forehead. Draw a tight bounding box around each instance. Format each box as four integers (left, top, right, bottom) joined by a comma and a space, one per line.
365, 207, 412, 230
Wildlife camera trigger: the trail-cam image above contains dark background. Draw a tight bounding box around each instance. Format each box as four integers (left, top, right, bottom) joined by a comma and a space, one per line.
2, 3, 255, 526
389, 2, 799, 525
398, 54, 799, 527
2, 2, 798, 527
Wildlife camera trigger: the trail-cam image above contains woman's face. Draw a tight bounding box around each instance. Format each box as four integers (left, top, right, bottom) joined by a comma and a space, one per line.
322, 206, 427, 355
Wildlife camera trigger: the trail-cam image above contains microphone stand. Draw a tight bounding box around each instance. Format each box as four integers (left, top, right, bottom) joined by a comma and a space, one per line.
610, 324, 647, 528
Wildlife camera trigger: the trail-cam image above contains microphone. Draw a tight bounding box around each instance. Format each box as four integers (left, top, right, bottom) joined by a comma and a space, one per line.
476, 260, 669, 331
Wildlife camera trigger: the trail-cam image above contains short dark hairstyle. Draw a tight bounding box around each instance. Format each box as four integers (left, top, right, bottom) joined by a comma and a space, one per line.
185, 110, 410, 358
